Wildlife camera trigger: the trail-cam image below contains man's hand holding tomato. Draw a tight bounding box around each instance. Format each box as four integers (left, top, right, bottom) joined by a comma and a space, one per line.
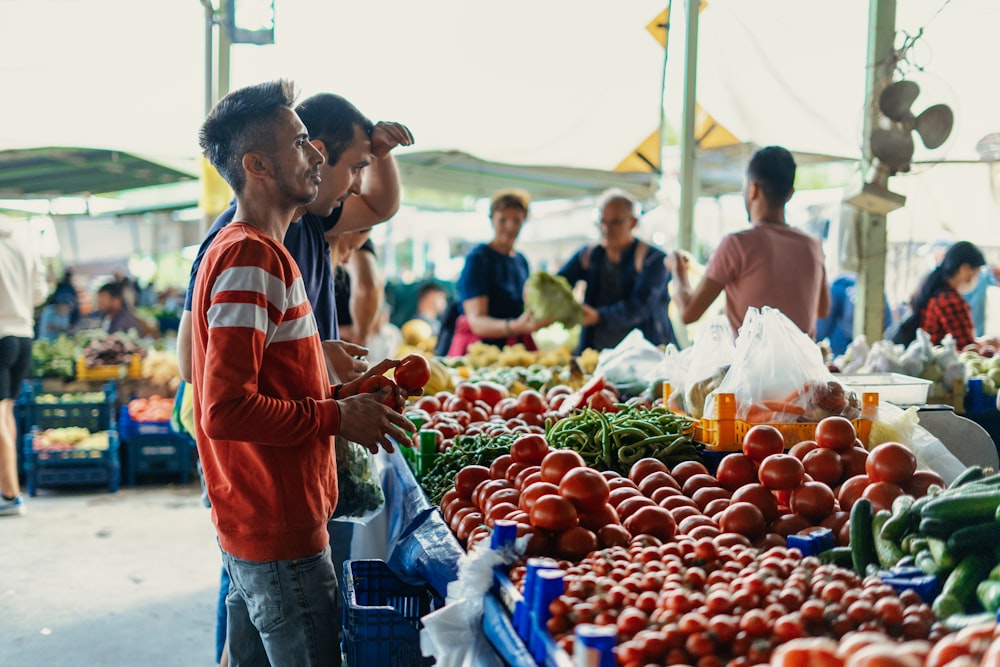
335, 358, 417, 453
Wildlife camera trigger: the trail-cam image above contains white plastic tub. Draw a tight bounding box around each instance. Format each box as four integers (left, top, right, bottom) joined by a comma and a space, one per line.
836, 373, 933, 406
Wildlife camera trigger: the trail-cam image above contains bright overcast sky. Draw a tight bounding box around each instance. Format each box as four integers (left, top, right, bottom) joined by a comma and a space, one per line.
2, 0, 998, 170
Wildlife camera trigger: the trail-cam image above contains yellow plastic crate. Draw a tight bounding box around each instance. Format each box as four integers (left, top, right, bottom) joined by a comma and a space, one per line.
76, 355, 143, 381
695, 392, 878, 452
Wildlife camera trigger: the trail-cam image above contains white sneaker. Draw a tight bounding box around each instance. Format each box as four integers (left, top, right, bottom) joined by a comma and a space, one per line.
0, 494, 26, 516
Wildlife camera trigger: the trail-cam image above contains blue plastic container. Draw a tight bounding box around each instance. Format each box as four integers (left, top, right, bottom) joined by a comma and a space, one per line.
23, 430, 121, 496
342, 559, 436, 667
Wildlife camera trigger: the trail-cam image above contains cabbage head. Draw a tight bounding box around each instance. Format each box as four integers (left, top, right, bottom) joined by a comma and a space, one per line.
524, 270, 583, 327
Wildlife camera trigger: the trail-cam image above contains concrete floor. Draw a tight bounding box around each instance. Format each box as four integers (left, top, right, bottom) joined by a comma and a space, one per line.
0, 481, 221, 667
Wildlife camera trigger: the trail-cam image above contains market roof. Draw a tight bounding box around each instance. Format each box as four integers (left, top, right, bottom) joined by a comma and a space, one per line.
395, 150, 660, 203
0, 147, 198, 198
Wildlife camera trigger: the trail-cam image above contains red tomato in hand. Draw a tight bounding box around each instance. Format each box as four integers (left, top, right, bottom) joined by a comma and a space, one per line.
358, 375, 399, 408
394, 354, 431, 391
742, 425, 785, 462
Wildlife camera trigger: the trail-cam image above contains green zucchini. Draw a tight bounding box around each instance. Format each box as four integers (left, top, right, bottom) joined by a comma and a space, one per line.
850, 498, 878, 576
873, 509, 905, 569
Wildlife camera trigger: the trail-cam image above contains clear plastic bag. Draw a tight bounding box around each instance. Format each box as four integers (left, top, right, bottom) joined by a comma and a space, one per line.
705, 307, 860, 423
593, 329, 665, 389
677, 316, 734, 419
331, 436, 385, 524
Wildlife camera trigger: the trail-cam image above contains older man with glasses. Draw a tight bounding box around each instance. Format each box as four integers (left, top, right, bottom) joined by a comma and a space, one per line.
557, 189, 677, 353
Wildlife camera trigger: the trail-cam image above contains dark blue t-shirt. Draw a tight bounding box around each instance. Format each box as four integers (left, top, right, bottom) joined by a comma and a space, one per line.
184, 204, 343, 340
456, 243, 529, 346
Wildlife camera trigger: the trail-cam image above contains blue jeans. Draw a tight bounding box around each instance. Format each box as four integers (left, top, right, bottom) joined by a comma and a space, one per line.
221, 545, 341, 667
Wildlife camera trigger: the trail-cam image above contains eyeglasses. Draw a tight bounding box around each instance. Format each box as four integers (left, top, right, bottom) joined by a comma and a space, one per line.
597, 218, 631, 228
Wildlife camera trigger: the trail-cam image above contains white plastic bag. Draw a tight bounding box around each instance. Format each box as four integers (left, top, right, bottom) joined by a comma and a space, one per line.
419, 536, 516, 667
676, 317, 734, 419
705, 307, 860, 423
330, 436, 385, 524
592, 329, 665, 387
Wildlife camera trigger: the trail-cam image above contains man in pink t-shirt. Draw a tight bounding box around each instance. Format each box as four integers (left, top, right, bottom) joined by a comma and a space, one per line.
668, 146, 830, 338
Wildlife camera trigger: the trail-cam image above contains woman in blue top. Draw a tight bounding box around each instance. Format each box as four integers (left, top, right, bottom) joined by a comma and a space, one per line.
448, 189, 549, 356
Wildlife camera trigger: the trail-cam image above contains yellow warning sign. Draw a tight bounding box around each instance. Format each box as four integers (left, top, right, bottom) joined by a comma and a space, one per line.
615, 103, 739, 173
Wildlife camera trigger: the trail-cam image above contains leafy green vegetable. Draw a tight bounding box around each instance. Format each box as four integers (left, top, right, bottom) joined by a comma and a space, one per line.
332, 437, 384, 520
524, 271, 583, 327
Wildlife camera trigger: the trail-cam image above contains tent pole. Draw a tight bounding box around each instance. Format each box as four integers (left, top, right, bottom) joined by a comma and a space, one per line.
677, 0, 700, 253
854, 0, 896, 343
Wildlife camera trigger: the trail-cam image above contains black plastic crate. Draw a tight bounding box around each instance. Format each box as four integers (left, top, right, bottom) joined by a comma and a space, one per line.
342, 559, 436, 667
23, 430, 121, 496
19, 380, 117, 433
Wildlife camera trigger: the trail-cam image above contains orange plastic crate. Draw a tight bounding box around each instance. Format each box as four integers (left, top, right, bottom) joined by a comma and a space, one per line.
695, 392, 878, 452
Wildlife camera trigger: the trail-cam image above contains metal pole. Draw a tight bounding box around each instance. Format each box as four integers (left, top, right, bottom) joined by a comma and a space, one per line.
677, 0, 700, 252
854, 0, 896, 343
203, 0, 214, 114
218, 10, 232, 100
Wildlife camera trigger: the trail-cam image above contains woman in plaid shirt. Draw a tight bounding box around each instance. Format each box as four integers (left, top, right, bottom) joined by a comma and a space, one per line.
912, 241, 986, 349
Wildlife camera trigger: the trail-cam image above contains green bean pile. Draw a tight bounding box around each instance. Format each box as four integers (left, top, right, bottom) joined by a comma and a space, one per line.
545, 404, 700, 475
421, 432, 517, 504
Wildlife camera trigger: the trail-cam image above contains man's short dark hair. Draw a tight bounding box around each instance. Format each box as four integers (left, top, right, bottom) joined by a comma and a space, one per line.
295, 93, 374, 166
198, 79, 298, 193
98, 282, 123, 300
747, 145, 796, 206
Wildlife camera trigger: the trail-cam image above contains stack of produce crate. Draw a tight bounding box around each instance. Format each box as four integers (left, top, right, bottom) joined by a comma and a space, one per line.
118, 397, 193, 486
18, 380, 120, 496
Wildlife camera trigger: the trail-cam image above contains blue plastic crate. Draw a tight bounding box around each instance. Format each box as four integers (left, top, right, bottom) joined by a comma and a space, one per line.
118, 405, 175, 439
122, 432, 193, 486
23, 430, 121, 496
342, 559, 436, 667
19, 380, 117, 433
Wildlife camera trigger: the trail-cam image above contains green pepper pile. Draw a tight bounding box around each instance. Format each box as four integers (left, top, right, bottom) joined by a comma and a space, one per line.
421, 432, 518, 504
545, 404, 700, 475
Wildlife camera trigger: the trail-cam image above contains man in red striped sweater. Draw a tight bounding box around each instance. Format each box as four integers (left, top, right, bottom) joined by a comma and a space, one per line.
192, 79, 415, 666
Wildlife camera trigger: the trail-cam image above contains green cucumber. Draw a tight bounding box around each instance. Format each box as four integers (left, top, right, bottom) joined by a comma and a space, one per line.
939, 551, 996, 614
918, 518, 962, 540
908, 536, 929, 556
928, 537, 956, 570
976, 579, 1000, 613
932, 593, 964, 620
921, 489, 1000, 524
881, 494, 916, 542
872, 509, 905, 569
941, 611, 997, 632
850, 498, 878, 576
915, 549, 942, 576
949, 466, 985, 489
946, 523, 1000, 557
818, 546, 854, 568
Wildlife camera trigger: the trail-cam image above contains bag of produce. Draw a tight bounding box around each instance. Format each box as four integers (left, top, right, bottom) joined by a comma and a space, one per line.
523, 270, 583, 327
331, 436, 385, 524
592, 329, 664, 390
672, 316, 734, 419
705, 306, 860, 423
